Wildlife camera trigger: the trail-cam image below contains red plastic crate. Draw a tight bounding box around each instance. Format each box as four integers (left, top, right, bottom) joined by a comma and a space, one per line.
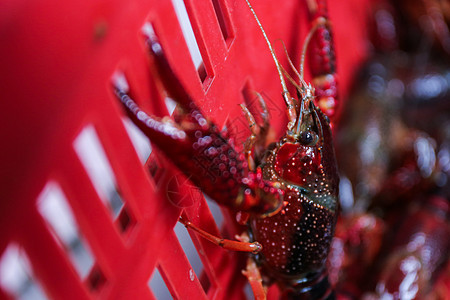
0, 0, 370, 299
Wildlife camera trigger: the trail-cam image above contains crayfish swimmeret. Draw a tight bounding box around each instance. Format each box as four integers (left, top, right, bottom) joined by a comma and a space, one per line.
115, 0, 339, 298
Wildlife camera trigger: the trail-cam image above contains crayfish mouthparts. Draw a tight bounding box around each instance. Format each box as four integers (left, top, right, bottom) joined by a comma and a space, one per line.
235, 170, 285, 217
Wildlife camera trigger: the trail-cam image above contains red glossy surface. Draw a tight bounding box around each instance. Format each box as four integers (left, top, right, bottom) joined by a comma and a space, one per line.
274, 142, 322, 185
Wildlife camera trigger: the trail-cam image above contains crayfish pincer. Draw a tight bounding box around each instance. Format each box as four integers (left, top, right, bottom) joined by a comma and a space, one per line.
115, 34, 284, 217
115, 0, 339, 298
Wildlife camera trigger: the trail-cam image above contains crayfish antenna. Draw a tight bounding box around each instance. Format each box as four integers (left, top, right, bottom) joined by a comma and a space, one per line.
299, 17, 328, 82
279, 63, 303, 92
291, 17, 328, 136
245, 0, 297, 131
244, 0, 287, 94
279, 40, 308, 89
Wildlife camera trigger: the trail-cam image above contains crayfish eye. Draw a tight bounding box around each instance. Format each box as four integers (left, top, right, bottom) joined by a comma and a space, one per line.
299, 131, 318, 146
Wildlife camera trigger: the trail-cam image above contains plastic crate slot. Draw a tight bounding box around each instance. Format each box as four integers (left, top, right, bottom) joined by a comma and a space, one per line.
73, 125, 124, 218
165, 97, 177, 116
174, 222, 210, 293
123, 118, 152, 164
211, 0, 234, 46
86, 265, 106, 291
148, 265, 173, 300
204, 193, 224, 229
244, 282, 255, 300
116, 206, 135, 233
169, 0, 208, 82
147, 155, 165, 188
0, 243, 48, 300
37, 182, 95, 279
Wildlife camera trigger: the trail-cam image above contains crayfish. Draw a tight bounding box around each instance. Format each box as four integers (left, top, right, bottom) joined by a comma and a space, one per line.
115, 0, 339, 298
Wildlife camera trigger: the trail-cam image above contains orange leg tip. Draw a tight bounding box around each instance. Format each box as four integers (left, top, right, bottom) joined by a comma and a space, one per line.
251, 242, 263, 254
242, 258, 266, 300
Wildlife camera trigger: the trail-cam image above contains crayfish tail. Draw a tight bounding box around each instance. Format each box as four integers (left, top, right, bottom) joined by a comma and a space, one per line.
281, 271, 335, 300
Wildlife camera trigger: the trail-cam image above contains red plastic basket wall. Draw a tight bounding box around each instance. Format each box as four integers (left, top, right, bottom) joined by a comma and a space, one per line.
0, 0, 370, 299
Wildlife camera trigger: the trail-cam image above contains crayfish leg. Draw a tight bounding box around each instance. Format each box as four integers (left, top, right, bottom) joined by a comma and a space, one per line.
242, 257, 266, 300
179, 216, 262, 253
240, 103, 259, 171
240, 92, 271, 170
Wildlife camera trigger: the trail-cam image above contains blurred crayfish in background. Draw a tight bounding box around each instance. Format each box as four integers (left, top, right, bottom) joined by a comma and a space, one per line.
330, 0, 450, 298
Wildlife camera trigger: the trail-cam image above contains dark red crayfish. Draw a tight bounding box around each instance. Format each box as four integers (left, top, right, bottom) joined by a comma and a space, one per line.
114, 0, 339, 298
327, 0, 450, 298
